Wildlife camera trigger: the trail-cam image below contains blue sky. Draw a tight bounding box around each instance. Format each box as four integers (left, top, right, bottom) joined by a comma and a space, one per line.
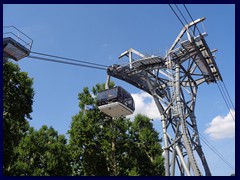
3, 4, 235, 176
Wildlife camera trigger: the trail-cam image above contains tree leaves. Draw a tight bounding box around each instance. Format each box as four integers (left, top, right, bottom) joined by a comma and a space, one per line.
68, 84, 165, 176
11, 126, 71, 176
3, 62, 34, 175
3, 62, 164, 176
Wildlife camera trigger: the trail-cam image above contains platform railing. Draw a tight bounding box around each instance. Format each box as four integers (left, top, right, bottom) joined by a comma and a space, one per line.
3, 26, 33, 52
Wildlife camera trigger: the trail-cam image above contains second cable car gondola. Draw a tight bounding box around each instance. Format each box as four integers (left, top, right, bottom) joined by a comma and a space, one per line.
97, 86, 135, 118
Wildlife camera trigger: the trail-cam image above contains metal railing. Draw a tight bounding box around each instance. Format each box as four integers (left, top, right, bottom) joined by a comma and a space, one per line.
3, 26, 33, 52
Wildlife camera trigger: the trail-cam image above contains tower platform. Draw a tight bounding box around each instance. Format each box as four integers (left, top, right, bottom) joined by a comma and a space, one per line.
3, 26, 33, 61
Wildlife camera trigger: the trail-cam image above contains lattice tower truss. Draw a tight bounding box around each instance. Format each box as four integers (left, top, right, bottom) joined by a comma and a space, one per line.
107, 18, 222, 176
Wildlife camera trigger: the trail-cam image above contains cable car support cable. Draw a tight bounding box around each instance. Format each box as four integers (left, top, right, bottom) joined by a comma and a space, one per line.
30, 51, 108, 68
27, 55, 107, 71
187, 124, 235, 171
221, 80, 235, 110
216, 82, 235, 121
181, 5, 235, 118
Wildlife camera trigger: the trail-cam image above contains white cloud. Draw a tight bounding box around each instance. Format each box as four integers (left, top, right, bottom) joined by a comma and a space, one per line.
90, 92, 96, 98
204, 109, 235, 140
127, 91, 160, 121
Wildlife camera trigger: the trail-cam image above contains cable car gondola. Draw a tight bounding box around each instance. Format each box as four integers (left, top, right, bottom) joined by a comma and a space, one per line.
97, 86, 135, 118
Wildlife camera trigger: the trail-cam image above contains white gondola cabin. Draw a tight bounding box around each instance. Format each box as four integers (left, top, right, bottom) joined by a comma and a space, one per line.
97, 86, 135, 118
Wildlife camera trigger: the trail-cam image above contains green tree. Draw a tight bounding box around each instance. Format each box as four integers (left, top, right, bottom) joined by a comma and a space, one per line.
68, 83, 165, 176
3, 62, 34, 175
68, 84, 113, 175
129, 114, 165, 176
11, 125, 71, 176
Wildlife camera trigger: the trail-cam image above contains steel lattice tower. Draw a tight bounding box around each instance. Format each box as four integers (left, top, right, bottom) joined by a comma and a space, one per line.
107, 18, 222, 176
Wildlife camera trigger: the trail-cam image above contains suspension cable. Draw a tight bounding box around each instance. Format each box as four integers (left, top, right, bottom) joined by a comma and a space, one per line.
199, 133, 235, 171
30, 51, 108, 68
169, 4, 235, 121
183, 4, 202, 35
174, 4, 189, 26
182, 4, 235, 120
216, 82, 235, 121
187, 124, 235, 171
168, 4, 198, 42
28, 55, 107, 71
168, 4, 186, 28
221, 81, 235, 110
169, 4, 235, 172
218, 81, 235, 111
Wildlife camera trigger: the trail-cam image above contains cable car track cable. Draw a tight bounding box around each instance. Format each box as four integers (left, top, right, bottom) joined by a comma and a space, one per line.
169, 4, 235, 173
181, 4, 235, 120
168, 4, 196, 37
218, 81, 235, 111
199, 134, 235, 171
28, 55, 107, 71
168, 4, 186, 28
221, 81, 235, 110
174, 4, 189, 26
187, 124, 235, 171
216, 82, 235, 121
169, 4, 235, 121
183, 4, 201, 35
30, 51, 108, 68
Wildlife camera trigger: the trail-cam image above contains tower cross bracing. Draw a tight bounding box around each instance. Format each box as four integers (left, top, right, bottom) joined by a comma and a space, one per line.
107, 18, 222, 176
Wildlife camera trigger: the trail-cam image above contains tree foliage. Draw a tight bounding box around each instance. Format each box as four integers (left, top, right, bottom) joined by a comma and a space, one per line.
129, 114, 165, 176
3, 62, 71, 176
68, 84, 113, 175
3, 62, 34, 175
68, 83, 165, 176
11, 125, 71, 176
3, 61, 164, 176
